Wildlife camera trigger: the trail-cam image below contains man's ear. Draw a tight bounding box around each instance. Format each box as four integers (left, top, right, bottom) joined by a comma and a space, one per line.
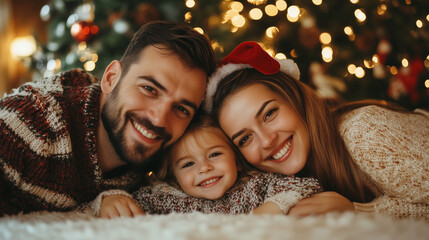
101, 60, 122, 94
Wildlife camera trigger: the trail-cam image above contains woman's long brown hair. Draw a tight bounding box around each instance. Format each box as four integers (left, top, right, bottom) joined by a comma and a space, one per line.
211, 68, 380, 202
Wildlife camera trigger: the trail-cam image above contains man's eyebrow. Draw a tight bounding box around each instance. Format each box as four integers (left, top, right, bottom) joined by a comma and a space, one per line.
231, 99, 275, 142
139, 76, 166, 91
139, 76, 198, 111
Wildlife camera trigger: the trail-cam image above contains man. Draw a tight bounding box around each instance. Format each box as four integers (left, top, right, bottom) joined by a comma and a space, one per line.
0, 21, 216, 216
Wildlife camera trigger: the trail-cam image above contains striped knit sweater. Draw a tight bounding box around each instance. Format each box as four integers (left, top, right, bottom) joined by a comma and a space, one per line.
0, 69, 142, 216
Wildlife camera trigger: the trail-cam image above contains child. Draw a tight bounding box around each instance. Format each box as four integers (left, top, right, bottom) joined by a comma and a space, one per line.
91, 114, 322, 218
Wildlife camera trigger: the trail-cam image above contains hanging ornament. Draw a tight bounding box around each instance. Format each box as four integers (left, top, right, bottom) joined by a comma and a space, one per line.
298, 26, 320, 49
355, 30, 376, 53
310, 62, 346, 99
70, 21, 99, 42
135, 3, 160, 25
376, 39, 391, 65
388, 57, 424, 103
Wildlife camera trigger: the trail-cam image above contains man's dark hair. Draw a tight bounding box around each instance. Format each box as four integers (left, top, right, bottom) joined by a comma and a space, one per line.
120, 21, 216, 79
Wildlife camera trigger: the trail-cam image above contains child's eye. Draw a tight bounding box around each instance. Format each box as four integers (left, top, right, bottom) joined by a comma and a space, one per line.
209, 152, 222, 158
182, 162, 195, 168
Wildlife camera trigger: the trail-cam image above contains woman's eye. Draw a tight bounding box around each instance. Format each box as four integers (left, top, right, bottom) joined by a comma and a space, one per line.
209, 152, 222, 158
182, 162, 195, 168
238, 135, 250, 147
264, 108, 278, 121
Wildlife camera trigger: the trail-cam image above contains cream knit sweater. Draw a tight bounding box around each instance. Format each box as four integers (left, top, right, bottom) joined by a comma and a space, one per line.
339, 105, 429, 219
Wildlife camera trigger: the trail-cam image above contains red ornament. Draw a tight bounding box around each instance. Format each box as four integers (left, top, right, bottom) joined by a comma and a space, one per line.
70, 21, 99, 42
388, 57, 424, 103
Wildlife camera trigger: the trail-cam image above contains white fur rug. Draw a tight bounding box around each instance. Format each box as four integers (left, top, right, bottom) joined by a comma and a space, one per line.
0, 211, 428, 240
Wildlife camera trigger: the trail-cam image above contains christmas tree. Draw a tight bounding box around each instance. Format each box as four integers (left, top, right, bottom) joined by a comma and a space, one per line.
27, 0, 429, 109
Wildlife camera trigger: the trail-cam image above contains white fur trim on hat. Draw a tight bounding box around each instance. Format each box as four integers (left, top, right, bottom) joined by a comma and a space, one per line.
204, 58, 300, 113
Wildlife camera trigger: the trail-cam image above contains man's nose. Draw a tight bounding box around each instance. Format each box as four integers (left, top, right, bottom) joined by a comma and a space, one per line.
147, 102, 170, 127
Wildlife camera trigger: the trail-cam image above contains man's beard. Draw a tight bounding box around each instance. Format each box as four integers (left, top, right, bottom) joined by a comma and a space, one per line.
100, 90, 171, 167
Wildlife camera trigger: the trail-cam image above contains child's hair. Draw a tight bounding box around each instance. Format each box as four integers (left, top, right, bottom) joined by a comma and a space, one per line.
156, 113, 251, 187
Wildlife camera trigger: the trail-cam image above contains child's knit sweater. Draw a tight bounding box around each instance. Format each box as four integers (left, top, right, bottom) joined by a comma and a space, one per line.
0, 69, 142, 216
91, 172, 322, 215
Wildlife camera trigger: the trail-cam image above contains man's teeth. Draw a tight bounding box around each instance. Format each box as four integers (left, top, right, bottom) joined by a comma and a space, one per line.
272, 140, 291, 160
133, 121, 157, 139
200, 177, 220, 186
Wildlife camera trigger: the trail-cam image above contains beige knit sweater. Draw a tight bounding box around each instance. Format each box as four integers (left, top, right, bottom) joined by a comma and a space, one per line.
339, 105, 429, 219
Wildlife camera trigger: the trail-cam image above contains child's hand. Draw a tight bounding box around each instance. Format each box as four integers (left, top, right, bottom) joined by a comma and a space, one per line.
100, 195, 145, 219
287, 191, 354, 216
251, 202, 284, 215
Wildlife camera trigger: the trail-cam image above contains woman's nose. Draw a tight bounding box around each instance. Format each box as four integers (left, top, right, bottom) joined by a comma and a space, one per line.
259, 129, 277, 149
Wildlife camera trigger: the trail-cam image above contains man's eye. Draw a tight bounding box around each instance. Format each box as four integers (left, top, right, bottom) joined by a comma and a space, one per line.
182, 162, 195, 168
143, 86, 157, 95
175, 106, 190, 117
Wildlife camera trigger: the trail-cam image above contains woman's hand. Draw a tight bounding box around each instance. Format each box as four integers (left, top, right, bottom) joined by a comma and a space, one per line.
100, 195, 145, 219
288, 191, 354, 216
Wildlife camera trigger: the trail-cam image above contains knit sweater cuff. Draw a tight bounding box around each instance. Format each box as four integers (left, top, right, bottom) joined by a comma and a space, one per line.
353, 202, 375, 213
264, 191, 302, 214
90, 189, 133, 217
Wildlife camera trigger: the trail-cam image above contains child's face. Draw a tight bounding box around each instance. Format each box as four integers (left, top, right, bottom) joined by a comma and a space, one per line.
171, 129, 238, 200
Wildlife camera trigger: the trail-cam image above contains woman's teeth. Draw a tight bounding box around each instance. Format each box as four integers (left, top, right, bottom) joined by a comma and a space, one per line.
133, 121, 158, 139
272, 140, 291, 160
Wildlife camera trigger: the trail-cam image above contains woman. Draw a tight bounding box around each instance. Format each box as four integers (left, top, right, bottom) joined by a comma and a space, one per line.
205, 41, 429, 219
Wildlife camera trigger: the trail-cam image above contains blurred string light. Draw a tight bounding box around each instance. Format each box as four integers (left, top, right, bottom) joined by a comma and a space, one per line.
249, 8, 263, 20
265, 4, 278, 16
266, 26, 279, 38
319, 32, 331, 44
185, 0, 195, 8
287, 5, 300, 22
276, 0, 287, 11
247, 0, 267, 5
354, 9, 366, 22
321, 46, 333, 62
312, 0, 322, 5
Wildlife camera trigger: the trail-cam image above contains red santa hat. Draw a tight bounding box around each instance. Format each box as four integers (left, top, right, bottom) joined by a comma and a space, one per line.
204, 41, 300, 112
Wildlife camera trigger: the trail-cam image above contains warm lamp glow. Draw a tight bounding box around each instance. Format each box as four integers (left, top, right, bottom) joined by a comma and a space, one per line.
10, 36, 37, 58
